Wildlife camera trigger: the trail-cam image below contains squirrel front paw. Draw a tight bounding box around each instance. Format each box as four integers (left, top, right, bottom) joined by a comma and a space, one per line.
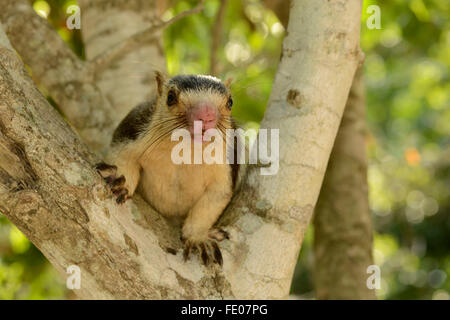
182, 228, 229, 266
95, 162, 130, 204
183, 238, 223, 266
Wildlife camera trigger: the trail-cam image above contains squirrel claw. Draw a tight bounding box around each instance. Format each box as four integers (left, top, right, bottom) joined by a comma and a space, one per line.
183, 239, 223, 266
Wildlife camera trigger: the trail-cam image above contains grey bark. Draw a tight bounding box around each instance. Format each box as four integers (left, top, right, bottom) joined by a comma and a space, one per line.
263, 0, 375, 299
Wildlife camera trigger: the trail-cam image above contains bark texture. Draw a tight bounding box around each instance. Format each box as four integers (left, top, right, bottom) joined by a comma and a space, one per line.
0, 0, 362, 299
78, 0, 167, 128
264, 0, 375, 299
313, 68, 376, 299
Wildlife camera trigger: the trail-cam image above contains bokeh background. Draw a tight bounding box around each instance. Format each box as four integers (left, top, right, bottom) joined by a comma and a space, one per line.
0, 0, 448, 299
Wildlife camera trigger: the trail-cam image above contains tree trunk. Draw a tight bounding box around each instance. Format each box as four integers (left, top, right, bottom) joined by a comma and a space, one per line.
0, 0, 363, 299
264, 0, 375, 300
313, 67, 376, 299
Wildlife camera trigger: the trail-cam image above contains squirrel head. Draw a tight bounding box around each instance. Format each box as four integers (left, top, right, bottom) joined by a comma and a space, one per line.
154, 72, 234, 137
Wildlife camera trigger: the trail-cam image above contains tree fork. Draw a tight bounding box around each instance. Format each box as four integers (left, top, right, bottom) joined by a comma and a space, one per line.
0, 0, 363, 299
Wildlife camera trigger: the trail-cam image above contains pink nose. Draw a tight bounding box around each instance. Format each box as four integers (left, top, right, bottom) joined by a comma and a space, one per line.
192, 103, 217, 130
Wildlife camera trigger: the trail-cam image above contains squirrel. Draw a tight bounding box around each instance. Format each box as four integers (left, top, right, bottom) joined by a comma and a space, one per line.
95, 72, 241, 266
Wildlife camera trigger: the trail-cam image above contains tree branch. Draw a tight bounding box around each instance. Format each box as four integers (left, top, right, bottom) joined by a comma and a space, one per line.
264, 0, 374, 299
90, 0, 206, 75
0, 0, 114, 151
218, 0, 364, 297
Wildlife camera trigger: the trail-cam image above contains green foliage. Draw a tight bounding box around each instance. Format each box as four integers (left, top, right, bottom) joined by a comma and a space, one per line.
0, 216, 66, 299
364, 0, 450, 300
0, 0, 447, 300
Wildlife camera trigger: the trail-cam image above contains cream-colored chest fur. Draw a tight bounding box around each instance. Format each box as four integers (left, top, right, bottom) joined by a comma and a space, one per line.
137, 140, 231, 218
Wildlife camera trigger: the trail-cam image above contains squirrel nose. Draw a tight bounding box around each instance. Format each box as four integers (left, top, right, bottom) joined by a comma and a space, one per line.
193, 104, 217, 129
198, 113, 215, 123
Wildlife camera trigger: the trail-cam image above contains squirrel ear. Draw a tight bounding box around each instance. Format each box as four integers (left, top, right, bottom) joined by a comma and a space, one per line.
155, 71, 166, 96
224, 78, 232, 89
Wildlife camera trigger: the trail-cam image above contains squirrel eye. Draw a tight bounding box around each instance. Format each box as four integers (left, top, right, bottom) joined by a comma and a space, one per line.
167, 90, 177, 106
227, 97, 233, 109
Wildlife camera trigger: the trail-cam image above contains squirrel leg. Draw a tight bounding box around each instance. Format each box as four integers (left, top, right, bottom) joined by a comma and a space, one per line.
181, 181, 232, 266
